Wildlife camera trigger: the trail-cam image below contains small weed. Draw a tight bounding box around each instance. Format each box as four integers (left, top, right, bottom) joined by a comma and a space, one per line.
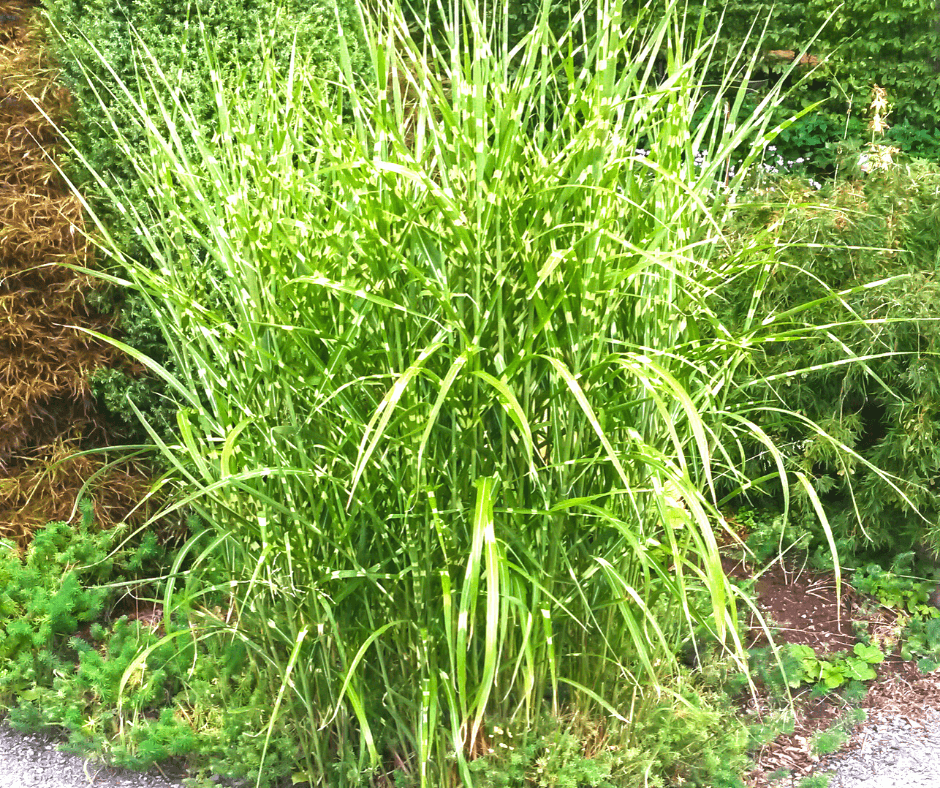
747, 712, 794, 749
841, 679, 869, 705
811, 727, 847, 756
808, 682, 830, 701
797, 774, 832, 788
845, 707, 867, 726
810, 708, 866, 757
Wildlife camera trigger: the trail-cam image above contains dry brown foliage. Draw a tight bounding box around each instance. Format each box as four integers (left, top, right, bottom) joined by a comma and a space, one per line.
0, 2, 152, 538
0, 436, 154, 546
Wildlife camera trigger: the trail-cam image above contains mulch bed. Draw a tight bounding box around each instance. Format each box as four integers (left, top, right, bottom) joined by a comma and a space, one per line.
735, 560, 940, 786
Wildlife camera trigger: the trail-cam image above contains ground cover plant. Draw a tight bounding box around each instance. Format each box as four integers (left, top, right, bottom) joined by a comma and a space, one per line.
40, 0, 914, 784
0, 515, 304, 787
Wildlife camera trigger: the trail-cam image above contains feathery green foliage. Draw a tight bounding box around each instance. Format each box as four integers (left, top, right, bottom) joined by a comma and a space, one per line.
726, 160, 940, 560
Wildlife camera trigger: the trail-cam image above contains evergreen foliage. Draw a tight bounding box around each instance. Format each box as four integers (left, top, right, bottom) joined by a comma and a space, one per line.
44, 0, 367, 233
0, 517, 299, 787
678, 0, 940, 164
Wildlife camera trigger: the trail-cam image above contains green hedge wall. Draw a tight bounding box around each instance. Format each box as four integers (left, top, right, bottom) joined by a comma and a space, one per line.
42, 0, 368, 440
681, 0, 940, 164
45, 0, 367, 245
497, 0, 940, 165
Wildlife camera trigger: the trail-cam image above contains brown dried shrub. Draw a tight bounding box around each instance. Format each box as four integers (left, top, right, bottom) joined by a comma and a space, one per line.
0, 2, 68, 118
0, 1, 155, 537
0, 436, 154, 546
0, 188, 88, 261
0, 137, 61, 188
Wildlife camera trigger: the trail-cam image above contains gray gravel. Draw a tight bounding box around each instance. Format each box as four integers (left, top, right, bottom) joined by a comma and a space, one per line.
0, 724, 187, 788
5, 709, 940, 788
815, 711, 940, 788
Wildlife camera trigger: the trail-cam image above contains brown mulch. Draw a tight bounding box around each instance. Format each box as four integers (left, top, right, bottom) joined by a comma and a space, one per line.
738, 559, 940, 786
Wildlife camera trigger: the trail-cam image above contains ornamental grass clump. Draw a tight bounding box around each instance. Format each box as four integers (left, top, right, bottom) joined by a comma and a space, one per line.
51, 0, 857, 784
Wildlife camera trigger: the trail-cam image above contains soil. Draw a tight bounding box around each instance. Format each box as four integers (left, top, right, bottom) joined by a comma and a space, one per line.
736, 557, 940, 787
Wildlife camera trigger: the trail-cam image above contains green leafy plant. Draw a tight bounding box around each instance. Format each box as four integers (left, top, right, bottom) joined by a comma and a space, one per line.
750, 642, 883, 693
852, 561, 940, 617
796, 643, 883, 689
899, 617, 940, 672
848, 557, 940, 672
45, 0, 908, 783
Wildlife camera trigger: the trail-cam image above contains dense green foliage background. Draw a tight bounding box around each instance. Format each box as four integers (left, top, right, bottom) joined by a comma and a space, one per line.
45, 0, 367, 241
43, 0, 368, 440
681, 0, 940, 164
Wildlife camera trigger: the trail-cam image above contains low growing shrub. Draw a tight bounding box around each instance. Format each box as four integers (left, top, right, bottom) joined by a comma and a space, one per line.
467, 665, 754, 788
0, 519, 298, 786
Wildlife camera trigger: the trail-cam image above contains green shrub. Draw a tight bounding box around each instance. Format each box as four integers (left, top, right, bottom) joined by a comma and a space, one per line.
799, 774, 832, 788
725, 158, 940, 559
0, 517, 158, 703
467, 717, 624, 788
633, 681, 752, 788
810, 708, 865, 757
0, 519, 299, 786
852, 559, 940, 616
44, 0, 367, 237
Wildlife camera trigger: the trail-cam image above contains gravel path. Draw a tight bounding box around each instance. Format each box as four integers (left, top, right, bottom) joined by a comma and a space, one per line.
0, 724, 186, 788
815, 711, 940, 788
6, 713, 940, 788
